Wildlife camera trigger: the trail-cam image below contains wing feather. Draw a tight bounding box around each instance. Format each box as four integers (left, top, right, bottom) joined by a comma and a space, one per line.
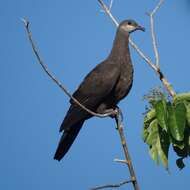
60, 61, 119, 132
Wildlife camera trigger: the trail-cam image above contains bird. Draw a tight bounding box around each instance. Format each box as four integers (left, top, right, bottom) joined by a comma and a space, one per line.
54, 19, 145, 161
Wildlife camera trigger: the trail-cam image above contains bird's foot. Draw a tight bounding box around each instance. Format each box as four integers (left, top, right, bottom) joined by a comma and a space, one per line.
102, 108, 118, 118
115, 106, 123, 122
102, 107, 123, 130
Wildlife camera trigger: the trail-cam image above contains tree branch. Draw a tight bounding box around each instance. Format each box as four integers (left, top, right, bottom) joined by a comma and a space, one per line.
91, 109, 140, 190
114, 158, 128, 164
98, 0, 119, 27
21, 18, 117, 118
98, 0, 176, 97
148, 0, 165, 68
109, 0, 114, 11
90, 179, 134, 190
114, 110, 140, 190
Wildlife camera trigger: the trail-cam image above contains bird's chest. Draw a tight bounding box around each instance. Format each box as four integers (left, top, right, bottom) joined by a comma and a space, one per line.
114, 62, 134, 101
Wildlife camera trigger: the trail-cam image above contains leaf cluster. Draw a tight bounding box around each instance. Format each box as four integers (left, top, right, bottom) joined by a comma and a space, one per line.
143, 90, 190, 170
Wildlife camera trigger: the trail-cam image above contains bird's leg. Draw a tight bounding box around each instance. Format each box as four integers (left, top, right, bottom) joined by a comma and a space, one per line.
115, 106, 123, 121
114, 106, 123, 130
102, 106, 123, 130
114, 115, 119, 130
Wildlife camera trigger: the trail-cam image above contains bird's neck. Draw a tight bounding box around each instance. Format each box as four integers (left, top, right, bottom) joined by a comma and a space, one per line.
108, 30, 130, 62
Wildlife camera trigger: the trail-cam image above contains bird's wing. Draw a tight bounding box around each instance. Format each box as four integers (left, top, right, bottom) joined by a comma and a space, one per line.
60, 61, 120, 131
72, 62, 119, 103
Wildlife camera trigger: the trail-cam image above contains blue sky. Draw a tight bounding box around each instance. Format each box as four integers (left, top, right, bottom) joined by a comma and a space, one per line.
1, 0, 190, 189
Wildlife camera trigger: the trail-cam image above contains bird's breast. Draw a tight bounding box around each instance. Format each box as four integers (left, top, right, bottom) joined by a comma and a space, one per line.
114, 62, 134, 102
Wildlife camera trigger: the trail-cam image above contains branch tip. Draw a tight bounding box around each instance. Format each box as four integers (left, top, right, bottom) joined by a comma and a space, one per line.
21, 18, 29, 28
114, 158, 128, 164
90, 179, 134, 190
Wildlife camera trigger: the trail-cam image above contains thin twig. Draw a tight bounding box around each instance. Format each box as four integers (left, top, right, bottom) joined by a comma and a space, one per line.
114, 158, 128, 164
90, 179, 134, 190
98, 0, 119, 26
97, 0, 176, 97
100, 0, 114, 13
150, 15, 159, 67
152, 0, 165, 15
22, 18, 117, 118
149, 0, 165, 68
109, 0, 114, 10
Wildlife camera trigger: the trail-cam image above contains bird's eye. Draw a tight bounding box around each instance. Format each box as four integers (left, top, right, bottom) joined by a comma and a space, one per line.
128, 22, 132, 25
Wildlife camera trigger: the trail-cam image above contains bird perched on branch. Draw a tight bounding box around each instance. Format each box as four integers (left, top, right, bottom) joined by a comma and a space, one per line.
54, 20, 145, 161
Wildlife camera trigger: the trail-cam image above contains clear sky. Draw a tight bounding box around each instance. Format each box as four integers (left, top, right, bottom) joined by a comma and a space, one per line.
1, 0, 190, 190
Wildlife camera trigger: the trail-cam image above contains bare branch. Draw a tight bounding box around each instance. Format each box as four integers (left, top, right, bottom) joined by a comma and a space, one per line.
114, 111, 140, 190
21, 18, 116, 118
90, 179, 134, 190
152, 0, 165, 16
90, 109, 139, 190
114, 158, 128, 164
97, 0, 176, 97
149, 0, 165, 68
98, 0, 119, 27
100, 0, 114, 13
150, 15, 159, 67
109, 0, 114, 10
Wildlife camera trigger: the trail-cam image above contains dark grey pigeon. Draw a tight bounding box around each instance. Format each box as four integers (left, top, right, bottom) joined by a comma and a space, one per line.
54, 19, 145, 161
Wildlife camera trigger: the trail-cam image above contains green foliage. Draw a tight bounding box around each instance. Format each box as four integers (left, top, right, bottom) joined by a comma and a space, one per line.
143, 89, 190, 170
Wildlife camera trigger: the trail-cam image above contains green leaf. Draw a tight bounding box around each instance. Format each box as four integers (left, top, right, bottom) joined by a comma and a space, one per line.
168, 103, 186, 141
184, 101, 190, 127
173, 127, 190, 163
142, 128, 149, 142
159, 129, 170, 168
147, 121, 170, 169
154, 100, 168, 131
144, 109, 156, 124
149, 145, 159, 165
146, 119, 158, 146
174, 92, 190, 104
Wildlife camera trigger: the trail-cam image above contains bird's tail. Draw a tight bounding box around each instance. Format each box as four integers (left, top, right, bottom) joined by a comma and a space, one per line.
54, 120, 84, 161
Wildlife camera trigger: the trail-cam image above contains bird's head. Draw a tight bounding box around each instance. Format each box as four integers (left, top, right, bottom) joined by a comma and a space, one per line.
119, 19, 145, 34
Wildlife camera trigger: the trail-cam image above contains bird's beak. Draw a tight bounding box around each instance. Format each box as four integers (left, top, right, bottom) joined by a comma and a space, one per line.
137, 25, 145, 32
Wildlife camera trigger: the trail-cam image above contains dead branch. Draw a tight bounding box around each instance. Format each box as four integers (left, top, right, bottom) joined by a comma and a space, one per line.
90, 179, 134, 190
114, 158, 128, 164
148, 0, 165, 68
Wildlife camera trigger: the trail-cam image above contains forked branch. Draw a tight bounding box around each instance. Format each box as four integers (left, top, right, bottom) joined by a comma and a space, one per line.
148, 0, 165, 68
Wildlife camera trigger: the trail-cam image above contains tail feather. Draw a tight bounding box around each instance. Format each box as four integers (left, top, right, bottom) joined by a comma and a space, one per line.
54, 121, 84, 161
